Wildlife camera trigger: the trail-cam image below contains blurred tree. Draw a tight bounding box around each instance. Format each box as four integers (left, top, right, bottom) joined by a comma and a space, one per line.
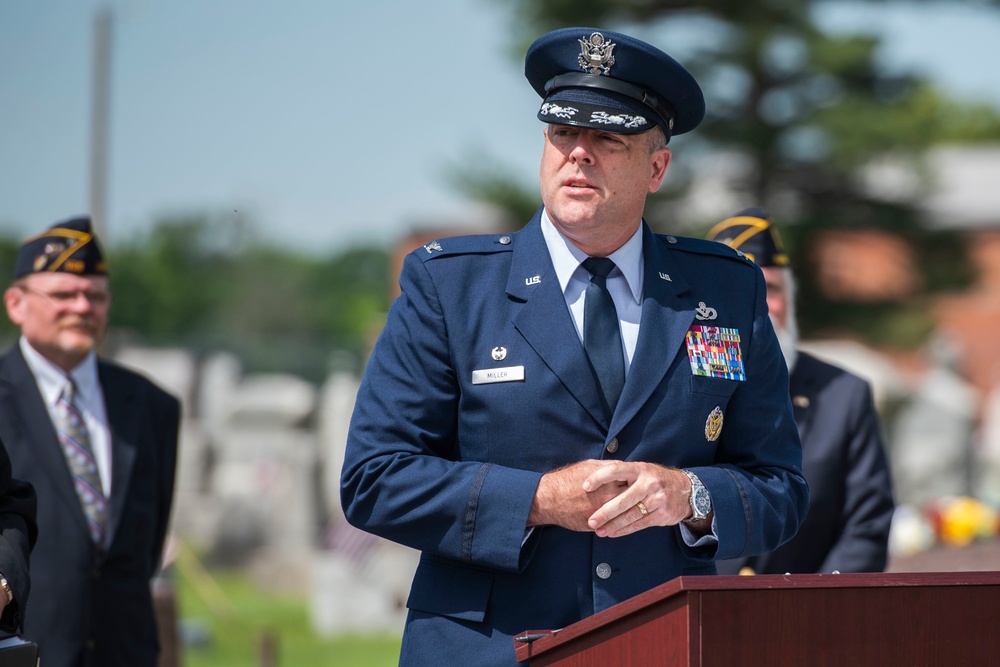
474, 0, 1000, 347
103, 216, 390, 382
110, 216, 229, 341
0, 216, 391, 381
0, 235, 22, 342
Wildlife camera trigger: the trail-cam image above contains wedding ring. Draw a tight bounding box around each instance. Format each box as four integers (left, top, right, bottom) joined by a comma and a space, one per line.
636, 501, 648, 516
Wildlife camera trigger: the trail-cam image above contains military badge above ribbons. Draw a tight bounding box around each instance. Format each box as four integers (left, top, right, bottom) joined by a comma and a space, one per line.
685, 325, 746, 381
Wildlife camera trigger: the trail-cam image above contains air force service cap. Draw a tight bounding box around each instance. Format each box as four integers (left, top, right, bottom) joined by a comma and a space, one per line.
14, 216, 107, 279
705, 207, 789, 267
524, 27, 705, 141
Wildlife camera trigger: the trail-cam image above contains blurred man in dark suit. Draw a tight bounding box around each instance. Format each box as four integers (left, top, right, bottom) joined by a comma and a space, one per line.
0, 443, 36, 634
708, 208, 895, 574
1, 216, 179, 666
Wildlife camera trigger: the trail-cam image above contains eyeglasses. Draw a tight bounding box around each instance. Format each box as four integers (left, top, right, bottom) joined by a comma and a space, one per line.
18, 285, 113, 307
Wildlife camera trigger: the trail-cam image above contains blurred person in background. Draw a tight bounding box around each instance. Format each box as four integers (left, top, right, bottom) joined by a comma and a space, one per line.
341, 27, 808, 666
708, 208, 895, 574
0, 216, 180, 666
0, 442, 37, 636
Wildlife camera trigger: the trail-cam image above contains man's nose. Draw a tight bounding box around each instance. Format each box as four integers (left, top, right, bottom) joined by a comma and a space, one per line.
568, 138, 595, 164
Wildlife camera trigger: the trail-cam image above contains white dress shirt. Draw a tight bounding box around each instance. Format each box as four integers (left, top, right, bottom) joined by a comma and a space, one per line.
20, 337, 113, 495
540, 210, 643, 376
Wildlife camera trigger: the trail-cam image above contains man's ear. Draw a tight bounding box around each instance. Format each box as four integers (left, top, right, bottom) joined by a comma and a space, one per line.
648, 148, 672, 193
4, 287, 26, 327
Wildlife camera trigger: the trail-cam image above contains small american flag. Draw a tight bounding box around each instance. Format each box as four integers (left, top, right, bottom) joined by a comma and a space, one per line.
325, 517, 381, 566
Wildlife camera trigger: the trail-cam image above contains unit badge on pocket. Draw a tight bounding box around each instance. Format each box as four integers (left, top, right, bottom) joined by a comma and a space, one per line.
705, 406, 724, 442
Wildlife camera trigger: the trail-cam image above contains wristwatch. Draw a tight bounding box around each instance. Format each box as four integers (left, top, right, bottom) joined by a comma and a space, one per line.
681, 470, 712, 522
0, 574, 12, 605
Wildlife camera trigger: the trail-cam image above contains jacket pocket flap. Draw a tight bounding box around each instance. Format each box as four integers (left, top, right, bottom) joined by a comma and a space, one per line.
406, 557, 494, 623
690, 375, 739, 397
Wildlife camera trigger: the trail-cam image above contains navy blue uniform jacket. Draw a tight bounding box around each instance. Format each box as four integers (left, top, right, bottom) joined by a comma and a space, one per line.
0, 347, 179, 667
341, 213, 809, 666
719, 351, 894, 575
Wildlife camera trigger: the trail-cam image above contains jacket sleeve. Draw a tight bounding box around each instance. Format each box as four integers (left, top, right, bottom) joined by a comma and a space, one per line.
340, 253, 541, 573
819, 379, 894, 573
151, 390, 180, 573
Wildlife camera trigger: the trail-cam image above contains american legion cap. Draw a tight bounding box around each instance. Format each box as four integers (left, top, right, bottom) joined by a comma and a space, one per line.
14, 216, 107, 279
705, 207, 789, 268
524, 27, 705, 140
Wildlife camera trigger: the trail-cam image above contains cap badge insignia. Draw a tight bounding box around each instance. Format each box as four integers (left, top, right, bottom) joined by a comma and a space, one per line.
695, 302, 718, 321
33, 255, 49, 271
705, 406, 724, 442
424, 241, 442, 253
578, 32, 616, 76
492, 346, 507, 361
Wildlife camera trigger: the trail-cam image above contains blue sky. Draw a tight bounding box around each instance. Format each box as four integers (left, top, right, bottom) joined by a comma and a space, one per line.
1, 0, 998, 253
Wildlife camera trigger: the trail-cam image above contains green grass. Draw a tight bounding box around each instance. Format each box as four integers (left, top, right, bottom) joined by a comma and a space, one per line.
175, 566, 402, 667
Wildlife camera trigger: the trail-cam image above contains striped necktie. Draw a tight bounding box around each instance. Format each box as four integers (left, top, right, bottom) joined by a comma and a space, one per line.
55, 379, 109, 546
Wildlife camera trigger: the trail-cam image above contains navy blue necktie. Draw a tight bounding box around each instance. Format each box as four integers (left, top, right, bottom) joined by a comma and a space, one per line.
582, 257, 625, 416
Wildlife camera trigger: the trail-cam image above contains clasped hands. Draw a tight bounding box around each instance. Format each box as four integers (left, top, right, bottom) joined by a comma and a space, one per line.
527, 459, 695, 538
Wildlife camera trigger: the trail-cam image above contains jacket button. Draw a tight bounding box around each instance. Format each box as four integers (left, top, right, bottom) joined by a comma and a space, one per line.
85, 639, 96, 650
606, 438, 618, 454
596, 563, 612, 579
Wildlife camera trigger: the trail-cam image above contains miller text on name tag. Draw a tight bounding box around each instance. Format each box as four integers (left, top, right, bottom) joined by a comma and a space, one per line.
472, 366, 525, 385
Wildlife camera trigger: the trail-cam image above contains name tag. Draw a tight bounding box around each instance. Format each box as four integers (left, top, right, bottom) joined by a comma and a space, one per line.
472, 366, 525, 385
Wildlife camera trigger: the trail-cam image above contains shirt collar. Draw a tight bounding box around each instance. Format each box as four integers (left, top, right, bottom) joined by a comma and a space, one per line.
540, 209, 644, 304
19, 337, 100, 407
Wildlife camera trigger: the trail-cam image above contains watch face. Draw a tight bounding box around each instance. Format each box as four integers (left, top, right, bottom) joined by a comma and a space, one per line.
694, 488, 712, 516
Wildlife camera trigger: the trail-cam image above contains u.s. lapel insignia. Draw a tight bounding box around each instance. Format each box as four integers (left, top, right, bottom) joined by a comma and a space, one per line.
659, 272, 672, 282
492, 346, 507, 361
695, 302, 717, 321
705, 406, 724, 442
525, 275, 541, 286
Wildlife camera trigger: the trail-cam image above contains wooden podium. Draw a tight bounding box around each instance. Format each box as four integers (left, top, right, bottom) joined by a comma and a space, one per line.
515, 572, 1000, 666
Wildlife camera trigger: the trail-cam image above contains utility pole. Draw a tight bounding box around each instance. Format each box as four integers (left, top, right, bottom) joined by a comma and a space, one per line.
89, 6, 113, 241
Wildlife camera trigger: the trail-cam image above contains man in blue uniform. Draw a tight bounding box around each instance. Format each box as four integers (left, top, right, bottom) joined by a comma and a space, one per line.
341, 28, 809, 666
708, 208, 894, 574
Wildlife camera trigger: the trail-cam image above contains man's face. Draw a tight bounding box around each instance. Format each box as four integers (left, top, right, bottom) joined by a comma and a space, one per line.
762, 266, 789, 332
4, 272, 111, 371
539, 124, 670, 255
